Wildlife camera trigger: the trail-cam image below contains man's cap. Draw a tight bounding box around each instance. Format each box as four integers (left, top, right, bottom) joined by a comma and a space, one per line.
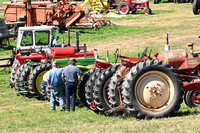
69, 58, 77, 64
52, 61, 57, 66
55, 35, 59, 39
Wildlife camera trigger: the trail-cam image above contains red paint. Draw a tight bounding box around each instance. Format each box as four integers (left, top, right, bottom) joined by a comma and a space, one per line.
183, 81, 200, 91
94, 59, 112, 69
4, 0, 110, 29
91, 101, 97, 108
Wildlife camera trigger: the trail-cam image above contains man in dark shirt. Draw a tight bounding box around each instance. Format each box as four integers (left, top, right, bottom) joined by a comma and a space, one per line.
47, 61, 64, 111
62, 58, 80, 112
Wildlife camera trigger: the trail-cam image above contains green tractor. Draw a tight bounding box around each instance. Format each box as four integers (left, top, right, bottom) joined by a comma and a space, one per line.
10, 26, 96, 100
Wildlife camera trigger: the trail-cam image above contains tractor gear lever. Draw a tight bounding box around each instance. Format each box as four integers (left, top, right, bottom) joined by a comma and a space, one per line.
138, 47, 148, 61
114, 48, 119, 63
94, 49, 100, 59
106, 50, 109, 63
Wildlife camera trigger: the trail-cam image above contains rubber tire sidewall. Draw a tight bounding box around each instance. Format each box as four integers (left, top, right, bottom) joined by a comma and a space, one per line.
184, 90, 200, 107
193, 0, 200, 15
29, 63, 51, 99
122, 60, 184, 119
117, 2, 130, 15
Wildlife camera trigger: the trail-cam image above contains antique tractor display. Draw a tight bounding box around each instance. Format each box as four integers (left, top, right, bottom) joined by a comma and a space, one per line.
4, 0, 110, 31
82, 35, 200, 119
7, 25, 96, 99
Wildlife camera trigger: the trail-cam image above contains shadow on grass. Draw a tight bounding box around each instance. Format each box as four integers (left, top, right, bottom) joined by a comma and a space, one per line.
0, 45, 15, 50
173, 109, 200, 117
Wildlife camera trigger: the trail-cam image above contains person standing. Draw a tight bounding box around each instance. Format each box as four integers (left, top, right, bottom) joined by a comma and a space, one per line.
47, 61, 65, 111
62, 58, 80, 112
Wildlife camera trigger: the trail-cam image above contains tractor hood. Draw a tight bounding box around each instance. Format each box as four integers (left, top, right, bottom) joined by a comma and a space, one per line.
157, 49, 187, 70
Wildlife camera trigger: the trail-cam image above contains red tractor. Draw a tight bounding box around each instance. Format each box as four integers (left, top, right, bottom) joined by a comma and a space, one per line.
103, 41, 200, 119
116, 0, 151, 15
82, 33, 200, 119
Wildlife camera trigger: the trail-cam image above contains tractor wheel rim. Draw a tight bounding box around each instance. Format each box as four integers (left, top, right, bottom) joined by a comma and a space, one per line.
36, 70, 48, 93
120, 5, 128, 13
135, 71, 174, 111
192, 91, 200, 105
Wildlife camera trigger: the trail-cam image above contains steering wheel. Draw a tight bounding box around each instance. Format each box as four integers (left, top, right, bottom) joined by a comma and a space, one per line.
22, 41, 25, 46
138, 47, 148, 61
40, 46, 44, 53
114, 48, 119, 63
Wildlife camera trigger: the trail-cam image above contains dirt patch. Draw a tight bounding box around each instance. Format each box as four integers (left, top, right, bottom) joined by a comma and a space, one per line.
0, 55, 11, 65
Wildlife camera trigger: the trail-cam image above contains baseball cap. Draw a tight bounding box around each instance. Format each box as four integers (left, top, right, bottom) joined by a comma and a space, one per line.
52, 61, 57, 66
69, 58, 77, 64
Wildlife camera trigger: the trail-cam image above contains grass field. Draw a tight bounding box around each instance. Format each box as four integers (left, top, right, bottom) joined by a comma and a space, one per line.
1, 0, 200, 132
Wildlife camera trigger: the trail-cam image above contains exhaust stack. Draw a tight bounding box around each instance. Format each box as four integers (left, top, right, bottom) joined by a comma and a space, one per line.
75, 32, 79, 53
84, 43, 87, 58
187, 43, 194, 55
164, 32, 170, 51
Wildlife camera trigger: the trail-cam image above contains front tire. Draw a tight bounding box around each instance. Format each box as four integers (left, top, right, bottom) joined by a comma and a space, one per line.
122, 60, 184, 119
144, 8, 152, 14
184, 90, 200, 107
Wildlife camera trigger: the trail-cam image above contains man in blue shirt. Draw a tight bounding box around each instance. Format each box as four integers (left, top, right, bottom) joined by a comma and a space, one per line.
53, 35, 63, 46
62, 58, 80, 112
47, 61, 64, 111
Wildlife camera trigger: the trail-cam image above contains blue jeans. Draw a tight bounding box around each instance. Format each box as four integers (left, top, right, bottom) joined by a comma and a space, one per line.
65, 82, 77, 111
50, 85, 64, 110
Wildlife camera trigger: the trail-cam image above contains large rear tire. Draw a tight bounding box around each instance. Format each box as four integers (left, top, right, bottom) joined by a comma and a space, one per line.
184, 90, 200, 107
77, 68, 97, 106
28, 63, 51, 100
10, 59, 20, 83
117, 2, 130, 15
193, 0, 200, 15
85, 68, 101, 113
93, 65, 121, 115
122, 60, 184, 119
18, 63, 32, 97
14, 64, 23, 94
108, 67, 129, 116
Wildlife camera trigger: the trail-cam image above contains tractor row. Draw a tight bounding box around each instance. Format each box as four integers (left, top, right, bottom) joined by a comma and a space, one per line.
8, 25, 96, 99
8, 26, 200, 119
79, 43, 200, 119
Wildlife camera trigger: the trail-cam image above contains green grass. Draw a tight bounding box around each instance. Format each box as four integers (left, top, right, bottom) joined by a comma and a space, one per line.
1, 73, 200, 132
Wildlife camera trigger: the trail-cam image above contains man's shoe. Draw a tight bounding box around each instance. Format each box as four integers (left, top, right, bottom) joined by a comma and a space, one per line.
60, 109, 65, 111
66, 110, 70, 112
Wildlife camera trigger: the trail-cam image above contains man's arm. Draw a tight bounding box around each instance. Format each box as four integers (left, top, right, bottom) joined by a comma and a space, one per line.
47, 71, 51, 85
62, 75, 65, 83
78, 75, 81, 83
77, 68, 81, 83
61, 70, 65, 83
47, 80, 50, 86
